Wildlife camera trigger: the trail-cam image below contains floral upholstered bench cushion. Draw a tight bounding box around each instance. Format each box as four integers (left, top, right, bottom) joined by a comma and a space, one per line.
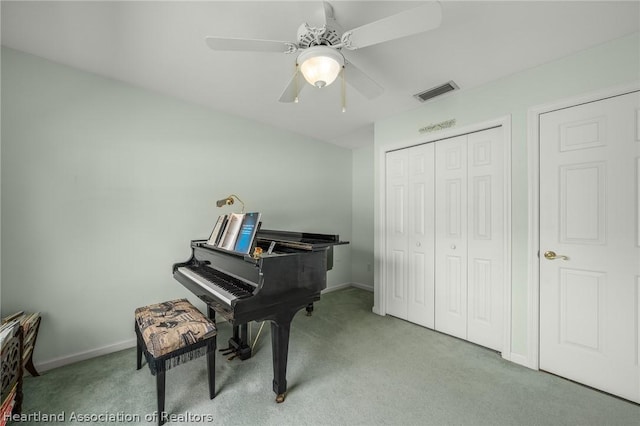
134, 299, 216, 359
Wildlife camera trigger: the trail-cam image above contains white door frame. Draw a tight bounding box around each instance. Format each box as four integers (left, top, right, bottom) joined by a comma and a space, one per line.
526, 82, 640, 370
375, 115, 513, 360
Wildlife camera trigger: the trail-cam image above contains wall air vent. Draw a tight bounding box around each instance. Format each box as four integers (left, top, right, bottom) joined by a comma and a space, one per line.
413, 81, 459, 102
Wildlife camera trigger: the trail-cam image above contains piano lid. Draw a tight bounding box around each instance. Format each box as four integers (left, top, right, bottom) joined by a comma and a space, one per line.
256, 229, 348, 251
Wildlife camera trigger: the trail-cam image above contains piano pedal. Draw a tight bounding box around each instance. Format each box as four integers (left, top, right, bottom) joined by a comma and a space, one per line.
227, 353, 238, 361
221, 349, 235, 356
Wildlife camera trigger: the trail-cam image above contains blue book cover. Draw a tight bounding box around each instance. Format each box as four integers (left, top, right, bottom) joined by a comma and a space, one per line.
234, 212, 261, 254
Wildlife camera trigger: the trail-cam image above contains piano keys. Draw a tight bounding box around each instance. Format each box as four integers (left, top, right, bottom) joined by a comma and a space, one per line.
176, 263, 255, 306
172, 229, 347, 402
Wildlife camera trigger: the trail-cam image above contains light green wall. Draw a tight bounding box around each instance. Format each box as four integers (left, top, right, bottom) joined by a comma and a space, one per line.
351, 145, 374, 288
0, 47, 352, 366
371, 32, 640, 359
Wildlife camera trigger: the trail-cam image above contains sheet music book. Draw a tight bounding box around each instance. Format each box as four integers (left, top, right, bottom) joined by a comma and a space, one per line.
219, 213, 244, 250
207, 214, 228, 246
234, 212, 262, 254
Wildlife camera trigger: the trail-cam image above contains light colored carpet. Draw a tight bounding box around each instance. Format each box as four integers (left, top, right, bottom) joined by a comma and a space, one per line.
18, 287, 639, 425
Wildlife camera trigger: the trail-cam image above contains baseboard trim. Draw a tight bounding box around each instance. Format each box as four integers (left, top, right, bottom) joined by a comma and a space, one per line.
37, 338, 137, 372
322, 282, 352, 293
350, 282, 373, 292
507, 352, 535, 370
323, 282, 373, 293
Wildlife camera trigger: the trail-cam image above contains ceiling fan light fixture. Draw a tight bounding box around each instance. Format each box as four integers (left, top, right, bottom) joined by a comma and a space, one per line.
298, 46, 344, 88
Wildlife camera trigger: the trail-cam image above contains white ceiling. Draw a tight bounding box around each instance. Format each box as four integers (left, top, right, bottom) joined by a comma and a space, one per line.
2, 1, 639, 149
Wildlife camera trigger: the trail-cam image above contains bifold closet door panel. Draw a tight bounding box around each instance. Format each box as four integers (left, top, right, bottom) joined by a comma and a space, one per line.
385, 149, 409, 319
407, 144, 435, 328
434, 135, 469, 340
466, 127, 504, 351
385, 145, 435, 327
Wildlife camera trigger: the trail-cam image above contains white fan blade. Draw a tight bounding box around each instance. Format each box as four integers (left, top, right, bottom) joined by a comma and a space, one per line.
343, 2, 442, 50
322, 1, 344, 34
278, 71, 306, 103
321, 1, 334, 26
205, 36, 296, 53
344, 61, 384, 100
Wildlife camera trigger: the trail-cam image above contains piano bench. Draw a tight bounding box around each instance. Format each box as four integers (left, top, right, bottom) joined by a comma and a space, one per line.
134, 299, 217, 426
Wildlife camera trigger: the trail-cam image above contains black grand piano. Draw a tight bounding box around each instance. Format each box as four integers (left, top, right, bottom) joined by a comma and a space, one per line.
172, 229, 347, 402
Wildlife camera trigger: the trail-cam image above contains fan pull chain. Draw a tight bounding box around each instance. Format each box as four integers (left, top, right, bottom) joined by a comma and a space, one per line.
341, 66, 346, 113
294, 63, 300, 103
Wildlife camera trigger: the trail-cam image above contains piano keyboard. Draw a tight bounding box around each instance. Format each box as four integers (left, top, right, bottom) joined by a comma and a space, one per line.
177, 265, 255, 306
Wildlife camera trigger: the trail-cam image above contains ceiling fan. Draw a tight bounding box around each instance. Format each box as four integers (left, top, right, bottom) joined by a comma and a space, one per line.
204, 1, 442, 107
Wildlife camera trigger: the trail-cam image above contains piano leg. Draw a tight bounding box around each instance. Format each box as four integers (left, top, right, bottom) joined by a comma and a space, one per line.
271, 312, 296, 403
305, 303, 314, 316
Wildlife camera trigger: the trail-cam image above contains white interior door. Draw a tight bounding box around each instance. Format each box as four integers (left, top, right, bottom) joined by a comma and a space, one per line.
539, 90, 640, 403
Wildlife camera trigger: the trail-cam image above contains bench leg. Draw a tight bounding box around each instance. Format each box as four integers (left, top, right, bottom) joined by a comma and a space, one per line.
156, 369, 166, 426
207, 338, 216, 399
137, 344, 143, 371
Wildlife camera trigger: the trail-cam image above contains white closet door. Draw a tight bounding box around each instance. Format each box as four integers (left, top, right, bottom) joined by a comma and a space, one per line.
435, 135, 469, 339
466, 128, 504, 351
385, 149, 409, 319
407, 144, 435, 328
385, 145, 435, 326
385, 127, 505, 350
434, 128, 505, 350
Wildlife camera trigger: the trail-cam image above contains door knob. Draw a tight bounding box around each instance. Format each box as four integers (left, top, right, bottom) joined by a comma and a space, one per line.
543, 250, 569, 261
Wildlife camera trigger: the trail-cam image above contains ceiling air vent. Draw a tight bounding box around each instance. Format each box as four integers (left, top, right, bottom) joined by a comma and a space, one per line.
413, 81, 459, 103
